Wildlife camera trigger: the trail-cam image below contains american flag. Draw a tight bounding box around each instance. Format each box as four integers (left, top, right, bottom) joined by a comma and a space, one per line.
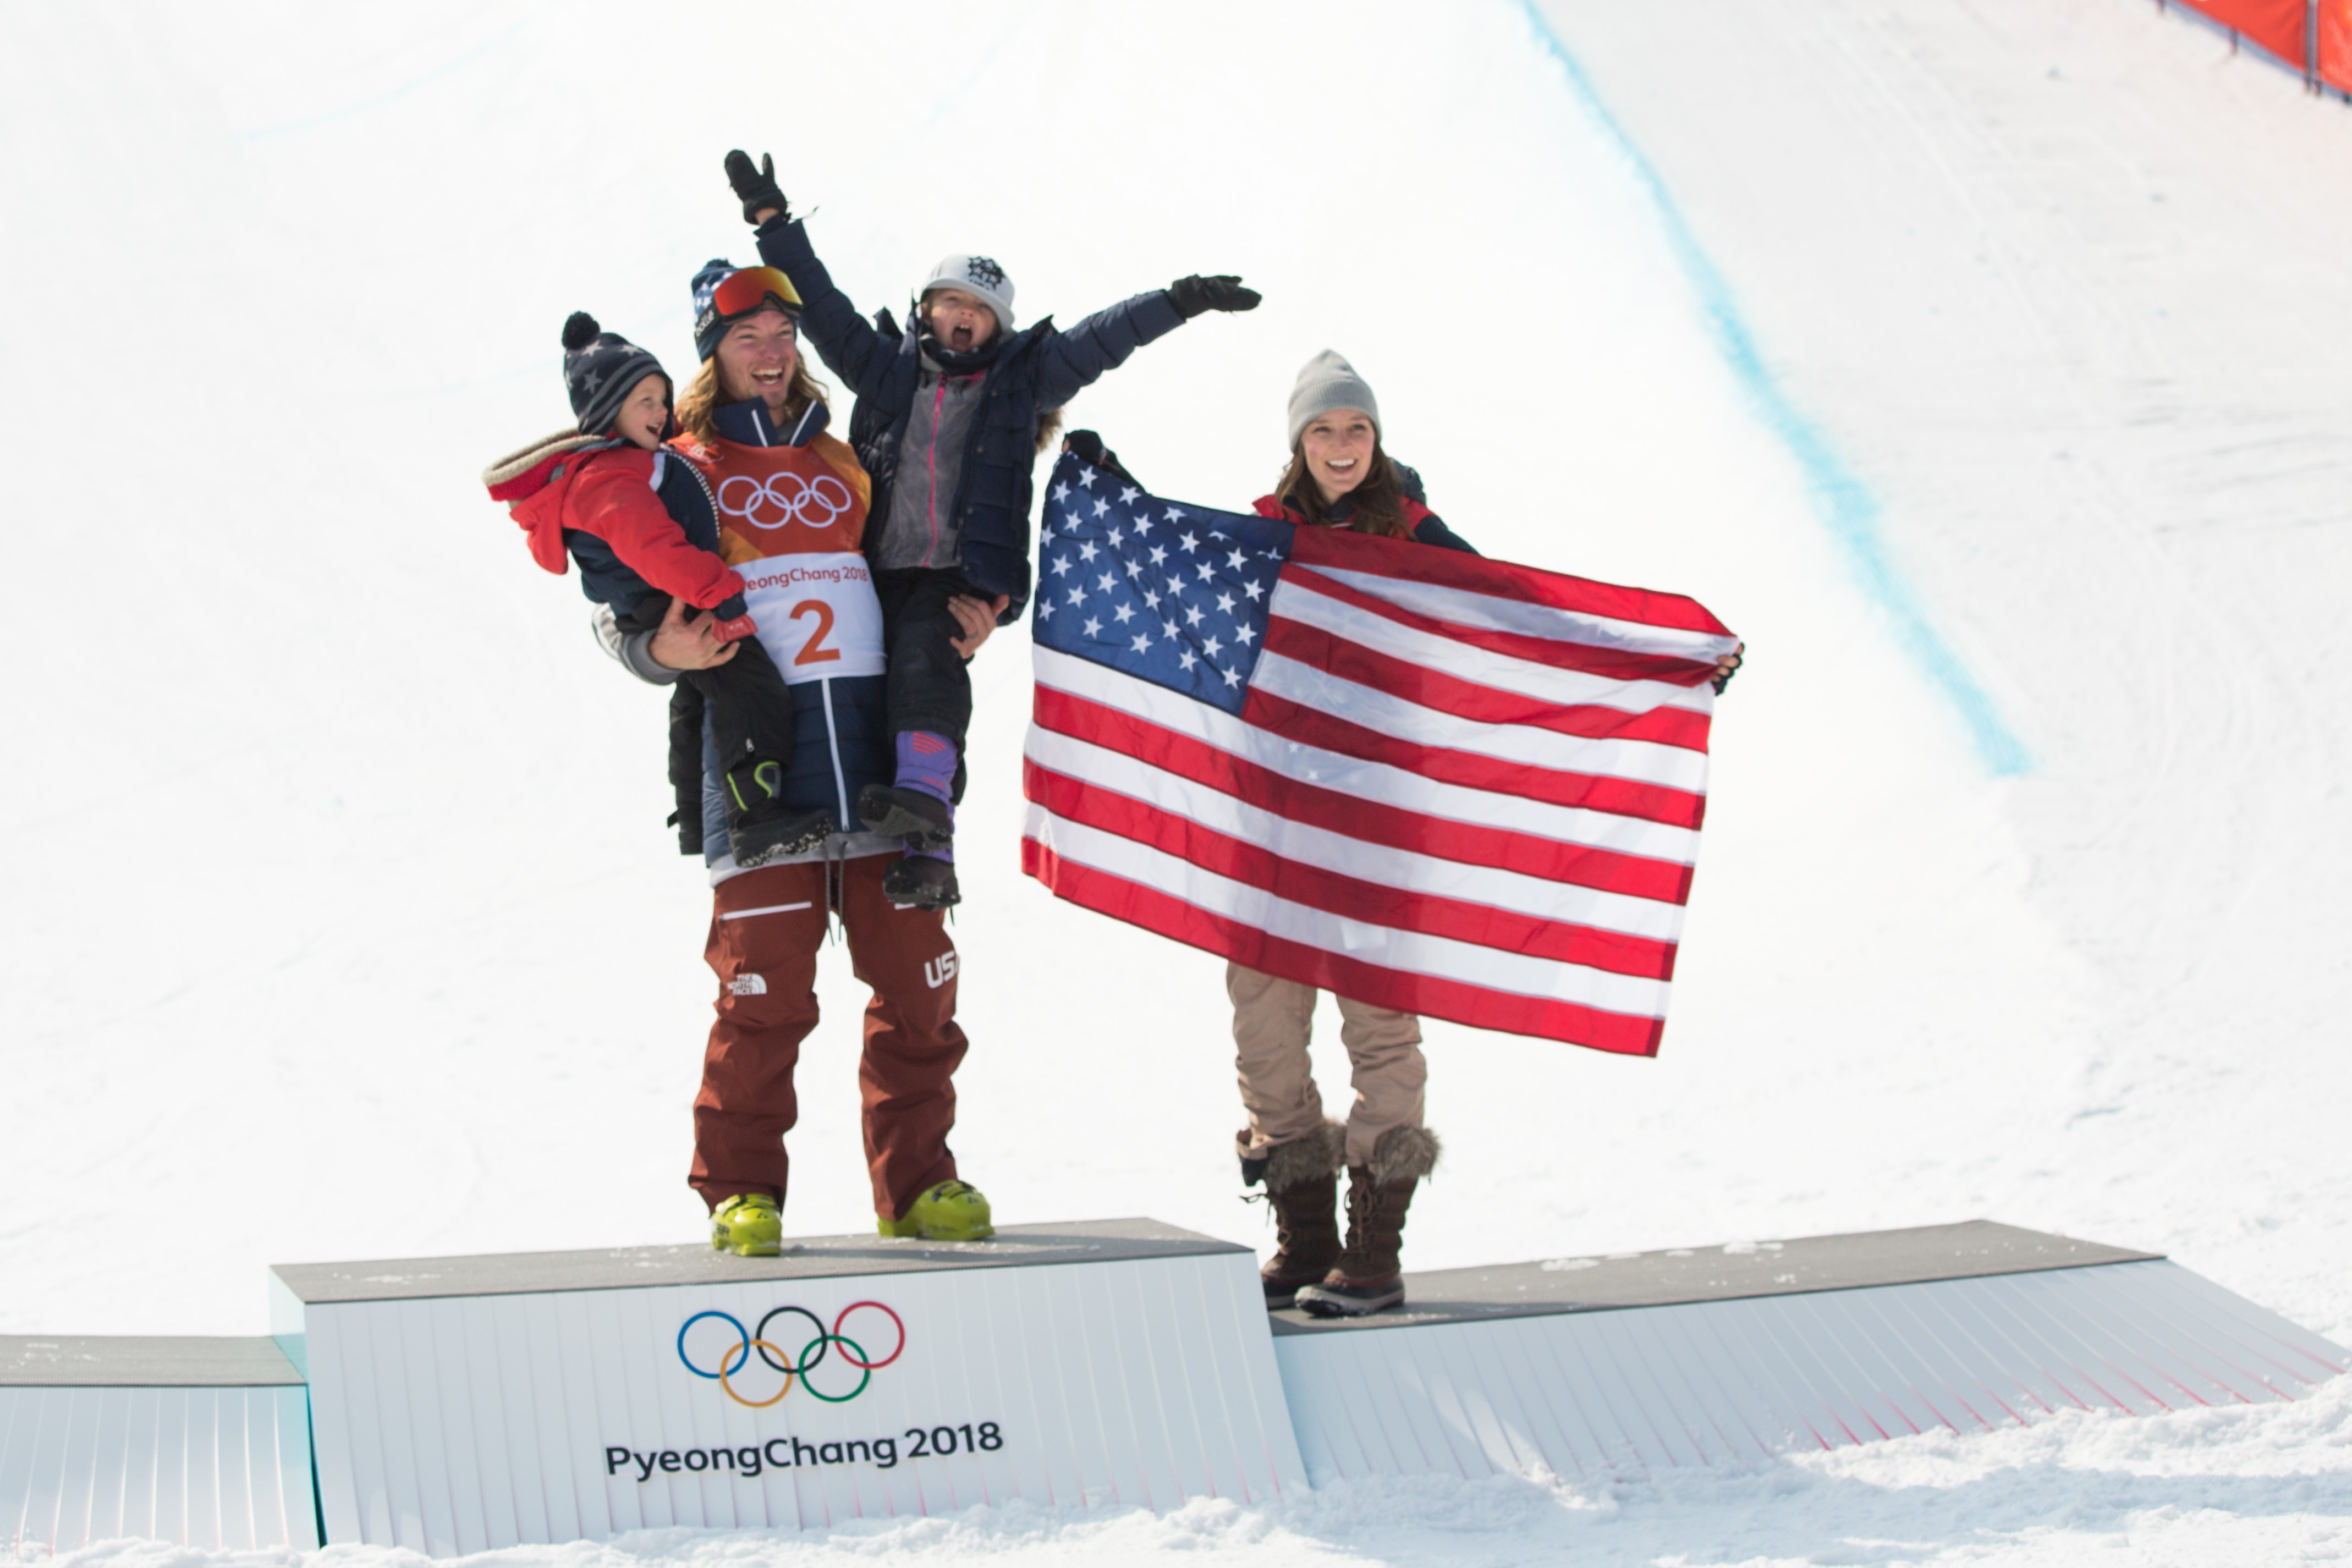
1020, 451, 1739, 1055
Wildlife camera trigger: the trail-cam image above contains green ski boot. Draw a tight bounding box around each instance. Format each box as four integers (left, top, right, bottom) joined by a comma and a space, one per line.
710, 1192, 783, 1257
878, 1179, 994, 1242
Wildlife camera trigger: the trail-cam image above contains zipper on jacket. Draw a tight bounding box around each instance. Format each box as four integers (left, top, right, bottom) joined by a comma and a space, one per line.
818, 678, 850, 829
679, 455, 721, 546
926, 377, 947, 566
682, 451, 715, 531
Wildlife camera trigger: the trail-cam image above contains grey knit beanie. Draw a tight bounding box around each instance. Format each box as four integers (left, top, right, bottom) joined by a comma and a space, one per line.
919, 254, 1016, 334
1286, 349, 1380, 447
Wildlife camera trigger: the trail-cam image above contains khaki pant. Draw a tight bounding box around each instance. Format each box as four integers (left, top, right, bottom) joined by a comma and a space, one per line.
1228, 963, 1426, 1168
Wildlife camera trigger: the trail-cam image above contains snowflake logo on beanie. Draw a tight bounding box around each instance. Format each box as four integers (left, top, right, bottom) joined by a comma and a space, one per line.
965, 256, 1005, 290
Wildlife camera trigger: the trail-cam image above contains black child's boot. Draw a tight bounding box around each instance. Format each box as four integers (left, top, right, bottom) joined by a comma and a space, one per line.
1242, 1123, 1346, 1309
882, 851, 959, 910
1296, 1126, 1441, 1318
862, 730, 959, 847
725, 758, 834, 868
857, 783, 954, 849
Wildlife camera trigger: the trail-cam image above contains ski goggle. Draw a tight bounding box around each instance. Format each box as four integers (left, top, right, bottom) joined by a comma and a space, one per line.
707, 266, 803, 320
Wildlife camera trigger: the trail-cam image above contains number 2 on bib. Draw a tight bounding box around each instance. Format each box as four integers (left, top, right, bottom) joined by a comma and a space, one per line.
790, 599, 841, 665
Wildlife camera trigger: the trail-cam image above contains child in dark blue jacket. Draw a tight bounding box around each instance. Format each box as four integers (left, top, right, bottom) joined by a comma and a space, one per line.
720, 151, 1262, 909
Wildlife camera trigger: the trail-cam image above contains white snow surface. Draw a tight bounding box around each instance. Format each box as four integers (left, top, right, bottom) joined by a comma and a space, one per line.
6, 0, 2352, 1561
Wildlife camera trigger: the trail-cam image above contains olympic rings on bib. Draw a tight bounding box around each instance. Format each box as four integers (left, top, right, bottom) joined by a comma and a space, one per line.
717, 471, 854, 530
677, 1301, 906, 1407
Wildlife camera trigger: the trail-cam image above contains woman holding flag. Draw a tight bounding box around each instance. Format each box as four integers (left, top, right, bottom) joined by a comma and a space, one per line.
1234, 351, 1470, 1319
1234, 351, 1742, 1317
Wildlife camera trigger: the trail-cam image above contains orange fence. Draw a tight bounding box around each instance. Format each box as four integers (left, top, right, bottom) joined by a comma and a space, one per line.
2165, 0, 2352, 93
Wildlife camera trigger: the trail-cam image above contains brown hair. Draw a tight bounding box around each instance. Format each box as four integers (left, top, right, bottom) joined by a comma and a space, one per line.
674, 333, 829, 445
1274, 440, 1411, 538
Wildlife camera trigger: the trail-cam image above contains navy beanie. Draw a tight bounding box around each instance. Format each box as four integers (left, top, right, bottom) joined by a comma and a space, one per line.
691, 258, 802, 362
562, 312, 667, 436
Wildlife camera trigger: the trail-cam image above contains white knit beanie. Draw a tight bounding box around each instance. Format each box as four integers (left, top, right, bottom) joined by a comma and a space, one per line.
1286, 349, 1380, 447
919, 254, 1016, 333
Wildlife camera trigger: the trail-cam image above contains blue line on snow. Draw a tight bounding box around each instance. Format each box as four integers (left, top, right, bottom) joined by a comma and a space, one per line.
1512, 0, 2031, 777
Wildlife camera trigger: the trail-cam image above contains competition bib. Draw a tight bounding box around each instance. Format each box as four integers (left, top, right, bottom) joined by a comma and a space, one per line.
738, 551, 885, 683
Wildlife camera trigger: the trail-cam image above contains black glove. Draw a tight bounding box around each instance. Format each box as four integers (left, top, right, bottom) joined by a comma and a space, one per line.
1168, 274, 1261, 318
723, 150, 788, 227
1061, 429, 1142, 489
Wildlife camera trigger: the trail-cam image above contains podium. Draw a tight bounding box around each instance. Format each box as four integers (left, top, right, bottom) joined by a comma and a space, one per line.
270, 1219, 1305, 1552
8, 1215, 2344, 1555
0, 1336, 316, 1551
1268, 1221, 2349, 1481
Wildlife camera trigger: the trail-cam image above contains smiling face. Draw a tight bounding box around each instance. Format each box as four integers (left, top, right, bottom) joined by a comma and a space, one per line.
1299, 409, 1378, 504
922, 287, 998, 354
713, 308, 801, 415
610, 372, 671, 450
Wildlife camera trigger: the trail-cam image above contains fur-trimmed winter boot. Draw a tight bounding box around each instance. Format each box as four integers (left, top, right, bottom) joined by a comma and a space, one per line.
1296, 1125, 1441, 1318
1240, 1122, 1347, 1309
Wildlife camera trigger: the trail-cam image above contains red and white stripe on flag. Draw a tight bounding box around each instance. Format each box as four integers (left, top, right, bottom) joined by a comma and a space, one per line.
1021, 520, 1738, 1055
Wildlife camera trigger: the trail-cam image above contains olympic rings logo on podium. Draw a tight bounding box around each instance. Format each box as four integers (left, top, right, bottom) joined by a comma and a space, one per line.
718, 471, 854, 531
676, 1301, 905, 1407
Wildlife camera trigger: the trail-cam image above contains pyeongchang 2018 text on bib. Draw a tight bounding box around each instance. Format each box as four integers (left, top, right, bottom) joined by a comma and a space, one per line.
738, 552, 886, 682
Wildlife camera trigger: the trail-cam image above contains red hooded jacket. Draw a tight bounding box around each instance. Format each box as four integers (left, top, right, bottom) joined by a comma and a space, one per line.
488, 435, 744, 610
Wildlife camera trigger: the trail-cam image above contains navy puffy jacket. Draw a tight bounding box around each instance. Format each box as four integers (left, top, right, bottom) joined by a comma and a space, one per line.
756, 217, 1186, 620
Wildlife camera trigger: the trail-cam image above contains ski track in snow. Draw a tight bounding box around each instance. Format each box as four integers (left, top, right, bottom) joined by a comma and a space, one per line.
5, 0, 2351, 1561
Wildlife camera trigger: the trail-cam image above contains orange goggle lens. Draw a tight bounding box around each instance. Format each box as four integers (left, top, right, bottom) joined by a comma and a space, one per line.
710, 265, 803, 319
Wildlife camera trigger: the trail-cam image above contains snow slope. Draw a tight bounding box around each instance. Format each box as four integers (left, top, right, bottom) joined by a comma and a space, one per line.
3, 0, 2349, 1560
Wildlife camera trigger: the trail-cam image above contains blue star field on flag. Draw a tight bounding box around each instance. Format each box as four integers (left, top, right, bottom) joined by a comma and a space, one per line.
1032, 453, 1295, 717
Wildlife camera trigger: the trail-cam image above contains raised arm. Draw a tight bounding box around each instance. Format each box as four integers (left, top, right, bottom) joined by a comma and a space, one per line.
725, 151, 898, 399
1033, 273, 1260, 409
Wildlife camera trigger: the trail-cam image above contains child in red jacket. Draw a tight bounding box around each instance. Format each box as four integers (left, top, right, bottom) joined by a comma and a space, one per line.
484, 312, 830, 866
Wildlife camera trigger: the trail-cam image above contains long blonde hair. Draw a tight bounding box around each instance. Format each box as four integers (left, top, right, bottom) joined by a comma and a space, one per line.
675, 348, 829, 445
1273, 439, 1411, 538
